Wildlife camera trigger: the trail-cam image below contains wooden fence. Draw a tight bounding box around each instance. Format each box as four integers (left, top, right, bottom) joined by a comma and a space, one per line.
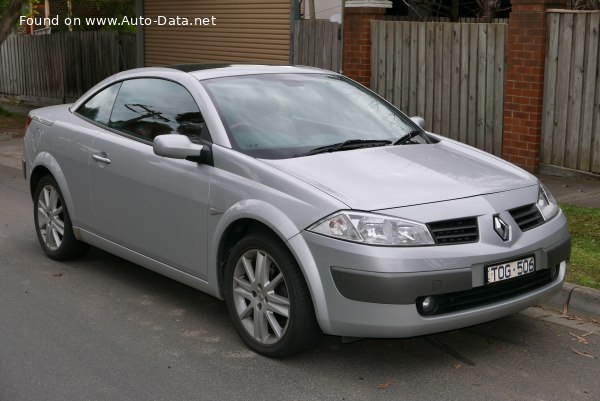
371, 21, 507, 156
541, 11, 600, 174
384, 16, 509, 24
0, 31, 136, 103
293, 20, 341, 73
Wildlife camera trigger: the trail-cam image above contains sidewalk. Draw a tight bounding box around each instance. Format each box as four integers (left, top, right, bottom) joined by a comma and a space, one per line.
539, 174, 600, 208
1, 100, 599, 319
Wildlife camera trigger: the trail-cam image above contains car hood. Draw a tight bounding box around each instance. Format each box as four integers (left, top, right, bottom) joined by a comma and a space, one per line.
262, 141, 537, 210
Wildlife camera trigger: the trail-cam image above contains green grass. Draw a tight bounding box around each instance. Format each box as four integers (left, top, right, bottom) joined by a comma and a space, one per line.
561, 204, 600, 290
0, 106, 14, 118
0, 106, 26, 131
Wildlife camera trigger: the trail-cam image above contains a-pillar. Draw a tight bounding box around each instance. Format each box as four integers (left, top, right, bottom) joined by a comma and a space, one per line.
342, 0, 392, 88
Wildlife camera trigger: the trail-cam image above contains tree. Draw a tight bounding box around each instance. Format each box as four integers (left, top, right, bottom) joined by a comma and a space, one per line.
0, 0, 24, 46
478, 0, 501, 22
567, 0, 599, 9
402, 0, 503, 22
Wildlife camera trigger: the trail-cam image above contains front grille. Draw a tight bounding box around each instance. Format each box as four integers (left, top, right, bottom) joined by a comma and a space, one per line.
509, 203, 544, 231
427, 217, 479, 245
416, 269, 554, 316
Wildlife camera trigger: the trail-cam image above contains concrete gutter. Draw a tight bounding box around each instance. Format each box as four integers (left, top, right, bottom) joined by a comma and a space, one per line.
543, 283, 600, 320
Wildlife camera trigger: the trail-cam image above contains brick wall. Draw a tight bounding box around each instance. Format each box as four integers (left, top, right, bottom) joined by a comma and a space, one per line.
341, 0, 570, 172
342, 7, 385, 88
502, 0, 565, 172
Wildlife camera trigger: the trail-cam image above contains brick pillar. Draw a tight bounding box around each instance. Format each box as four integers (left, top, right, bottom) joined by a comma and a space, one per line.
342, 1, 391, 88
502, 0, 565, 172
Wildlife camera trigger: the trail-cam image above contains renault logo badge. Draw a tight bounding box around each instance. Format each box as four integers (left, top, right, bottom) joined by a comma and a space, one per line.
493, 215, 510, 241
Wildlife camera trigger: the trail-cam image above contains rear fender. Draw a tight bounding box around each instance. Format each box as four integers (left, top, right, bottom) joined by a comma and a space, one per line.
30, 152, 78, 224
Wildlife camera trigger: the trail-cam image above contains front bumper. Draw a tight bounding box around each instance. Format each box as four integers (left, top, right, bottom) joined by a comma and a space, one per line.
330, 236, 570, 306
288, 194, 570, 338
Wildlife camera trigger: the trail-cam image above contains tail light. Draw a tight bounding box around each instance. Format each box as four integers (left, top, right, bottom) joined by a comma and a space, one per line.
25, 115, 32, 131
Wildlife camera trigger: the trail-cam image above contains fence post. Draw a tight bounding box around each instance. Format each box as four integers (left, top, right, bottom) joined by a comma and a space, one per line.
502, 0, 566, 172
342, 0, 391, 88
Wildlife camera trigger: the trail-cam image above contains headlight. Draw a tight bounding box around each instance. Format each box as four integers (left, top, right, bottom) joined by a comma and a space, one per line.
307, 211, 435, 246
537, 183, 559, 221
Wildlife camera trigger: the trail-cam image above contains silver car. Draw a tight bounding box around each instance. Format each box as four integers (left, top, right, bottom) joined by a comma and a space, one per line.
23, 65, 570, 357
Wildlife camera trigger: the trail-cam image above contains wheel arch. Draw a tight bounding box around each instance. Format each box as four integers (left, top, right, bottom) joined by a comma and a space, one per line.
29, 164, 52, 199
29, 152, 78, 224
215, 218, 269, 297
210, 199, 305, 299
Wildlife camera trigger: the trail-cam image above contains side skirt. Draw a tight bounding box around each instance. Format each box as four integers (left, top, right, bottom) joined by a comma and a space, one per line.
73, 227, 222, 300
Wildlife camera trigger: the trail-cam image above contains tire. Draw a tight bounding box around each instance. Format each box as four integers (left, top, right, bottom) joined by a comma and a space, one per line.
224, 230, 322, 357
33, 175, 89, 260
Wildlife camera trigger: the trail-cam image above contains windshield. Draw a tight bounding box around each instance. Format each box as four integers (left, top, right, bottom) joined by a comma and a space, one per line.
202, 73, 427, 159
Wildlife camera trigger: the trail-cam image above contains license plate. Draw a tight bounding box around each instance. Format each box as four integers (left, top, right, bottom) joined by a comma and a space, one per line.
486, 255, 535, 284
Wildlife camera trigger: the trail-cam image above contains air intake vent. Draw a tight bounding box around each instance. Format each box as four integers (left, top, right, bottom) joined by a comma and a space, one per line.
416, 269, 554, 316
427, 217, 479, 245
509, 204, 544, 232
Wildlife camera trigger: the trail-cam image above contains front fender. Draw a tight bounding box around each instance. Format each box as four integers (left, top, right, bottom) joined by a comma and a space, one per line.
286, 232, 331, 333
206, 200, 331, 330
207, 199, 301, 297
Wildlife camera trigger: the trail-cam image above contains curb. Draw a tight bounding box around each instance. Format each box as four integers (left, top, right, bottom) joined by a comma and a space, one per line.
543, 282, 600, 319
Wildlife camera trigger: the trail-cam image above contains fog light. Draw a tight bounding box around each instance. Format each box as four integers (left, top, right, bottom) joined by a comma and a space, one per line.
421, 296, 436, 314
550, 264, 559, 280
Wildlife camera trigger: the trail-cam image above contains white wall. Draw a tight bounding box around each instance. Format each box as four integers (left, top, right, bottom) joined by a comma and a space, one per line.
304, 0, 342, 21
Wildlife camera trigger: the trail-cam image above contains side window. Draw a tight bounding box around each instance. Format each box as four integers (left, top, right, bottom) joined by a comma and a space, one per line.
76, 82, 121, 125
109, 78, 209, 143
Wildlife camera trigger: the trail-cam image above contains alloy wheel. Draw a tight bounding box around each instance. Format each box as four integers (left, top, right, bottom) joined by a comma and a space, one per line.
232, 249, 290, 345
37, 184, 65, 251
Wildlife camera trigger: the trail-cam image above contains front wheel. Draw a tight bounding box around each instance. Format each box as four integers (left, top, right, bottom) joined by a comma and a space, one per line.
33, 175, 89, 260
224, 231, 322, 357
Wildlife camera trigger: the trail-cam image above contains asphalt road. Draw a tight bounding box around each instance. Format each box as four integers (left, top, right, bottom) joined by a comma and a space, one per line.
1, 163, 599, 401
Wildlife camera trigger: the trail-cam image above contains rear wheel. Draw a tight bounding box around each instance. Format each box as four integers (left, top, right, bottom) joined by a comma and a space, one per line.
33, 175, 89, 260
224, 231, 322, 357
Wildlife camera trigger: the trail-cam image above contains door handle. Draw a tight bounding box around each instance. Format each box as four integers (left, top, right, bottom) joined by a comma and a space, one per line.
92, 153, 111, 164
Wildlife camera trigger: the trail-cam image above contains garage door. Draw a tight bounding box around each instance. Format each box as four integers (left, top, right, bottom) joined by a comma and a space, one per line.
144, 0, 291, 66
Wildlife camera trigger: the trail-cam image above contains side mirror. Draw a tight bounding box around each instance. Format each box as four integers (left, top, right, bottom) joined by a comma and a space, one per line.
153, 134, 203, 160
410, 116, 425, 130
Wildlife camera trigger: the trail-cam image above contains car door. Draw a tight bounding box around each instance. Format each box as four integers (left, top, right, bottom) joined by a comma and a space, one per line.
88, 78, 213, 279
64, 82, 122, 230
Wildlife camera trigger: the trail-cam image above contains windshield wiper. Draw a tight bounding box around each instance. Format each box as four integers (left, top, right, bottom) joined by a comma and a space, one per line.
393, 130, 423, 145
301, 139, 392, 157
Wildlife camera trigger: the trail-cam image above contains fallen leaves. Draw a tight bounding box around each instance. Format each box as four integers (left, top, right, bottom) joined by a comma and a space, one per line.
569, 329, 596, 358
569, 331, 589, 345
551, 312, 583, 321
377, 380, 395, 390
571, 347, 594, 359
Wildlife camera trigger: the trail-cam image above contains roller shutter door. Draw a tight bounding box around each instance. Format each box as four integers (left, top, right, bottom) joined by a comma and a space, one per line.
144, 0, 291, 66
